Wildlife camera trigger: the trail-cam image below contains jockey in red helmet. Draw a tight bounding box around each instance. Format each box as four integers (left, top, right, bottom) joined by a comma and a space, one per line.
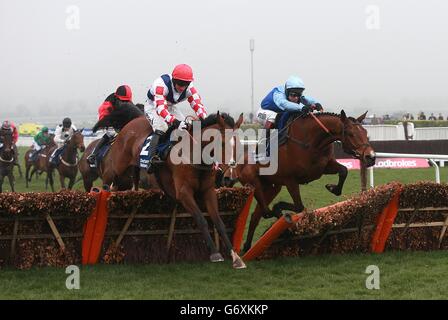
87, 85, 142, 165
1, 120, 19, 165
145, 64, 208, 173
98, 85, 133, 121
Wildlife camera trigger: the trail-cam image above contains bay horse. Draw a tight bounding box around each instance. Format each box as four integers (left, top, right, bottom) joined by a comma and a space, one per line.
47, 129, 85, 191
24, 134, 56, 189
0, 128, 15, 192
236, 110, 376, 252
104, 112, 247, 268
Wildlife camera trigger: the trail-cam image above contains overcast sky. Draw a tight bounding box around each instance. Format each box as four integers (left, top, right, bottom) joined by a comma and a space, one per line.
1, 0, 448, 123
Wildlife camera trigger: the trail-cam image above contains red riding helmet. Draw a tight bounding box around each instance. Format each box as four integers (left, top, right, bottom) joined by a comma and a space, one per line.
172, 64, 194, 82
114, 85, 133, 101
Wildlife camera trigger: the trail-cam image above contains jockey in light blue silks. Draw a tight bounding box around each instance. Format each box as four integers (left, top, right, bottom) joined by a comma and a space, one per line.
256, 75, 323, 130
255, 76, 323, 158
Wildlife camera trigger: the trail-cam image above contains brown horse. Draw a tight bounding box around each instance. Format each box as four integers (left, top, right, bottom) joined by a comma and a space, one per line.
0, 128, 15, 192
78, 137, 134, 192
104, 112, 247, 268
47, 129, 85, 191
24, 134, 56, 189
236, 110, 376, 252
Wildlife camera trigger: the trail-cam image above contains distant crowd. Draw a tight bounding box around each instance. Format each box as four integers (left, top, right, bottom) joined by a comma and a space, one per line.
402, 112, 447, 121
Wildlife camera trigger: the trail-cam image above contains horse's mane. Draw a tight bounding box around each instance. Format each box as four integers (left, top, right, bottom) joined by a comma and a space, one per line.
200, 112, 235, 129
92, 103, 143, 132
294, 112, 359, 123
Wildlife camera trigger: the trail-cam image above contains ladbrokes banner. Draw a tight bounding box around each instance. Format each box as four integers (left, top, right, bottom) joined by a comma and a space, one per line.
337, 158, 430, 170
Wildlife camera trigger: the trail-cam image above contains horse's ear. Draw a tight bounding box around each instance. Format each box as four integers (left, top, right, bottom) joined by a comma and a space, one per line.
357, 111, 368, 123
340, 109, 347, 122
235, 113, 244, 128
217, 111, 226, 129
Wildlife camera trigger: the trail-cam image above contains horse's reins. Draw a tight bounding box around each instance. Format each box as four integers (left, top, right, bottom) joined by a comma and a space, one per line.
309, 112, 331, 134
60, 131, 82, 167
0, 155, 14, 163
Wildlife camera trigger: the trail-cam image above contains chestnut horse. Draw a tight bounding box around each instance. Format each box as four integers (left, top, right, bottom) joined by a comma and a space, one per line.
47, 129, 85, 191
236, 110, 376, 252
0, 128, 15, 192
103, 112, 247, 268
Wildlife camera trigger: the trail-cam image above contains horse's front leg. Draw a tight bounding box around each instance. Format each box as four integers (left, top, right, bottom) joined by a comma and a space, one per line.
272, 181, 305, 216
16, 164, 23, 178
47, 170, 55, 192
243, 183, 281, 253
59, 171, 66, 190
132, 166, 140, 191
7, 171, 15, 192
202, 187, 246, 269
323, 158, 348, 196
68, 175, 76, 190
25, 164, 31, 188
177, 184, 222, 262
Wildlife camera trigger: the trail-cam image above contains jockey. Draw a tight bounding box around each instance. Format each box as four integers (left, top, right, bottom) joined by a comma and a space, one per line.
1, 120, 19, 165
145, 64, 208, 173
87, 85, 134, 165
49, 117, 77, 166
30, 126, 51, 161
256, 75, 323, 130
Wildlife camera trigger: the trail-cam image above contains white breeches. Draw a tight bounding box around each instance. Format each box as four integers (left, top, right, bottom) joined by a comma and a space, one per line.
144, 102, 186, 133
256, 107, 278, 127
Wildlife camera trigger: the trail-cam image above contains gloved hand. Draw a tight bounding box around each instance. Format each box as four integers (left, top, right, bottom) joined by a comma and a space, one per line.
301, 105, 311, 114
312, 103, 323, 111
171, 119, 188, 130
178, 120, 188, 131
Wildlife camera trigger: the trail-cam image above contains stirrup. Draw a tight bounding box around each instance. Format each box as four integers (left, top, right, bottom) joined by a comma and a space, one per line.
87, 155, 96, 164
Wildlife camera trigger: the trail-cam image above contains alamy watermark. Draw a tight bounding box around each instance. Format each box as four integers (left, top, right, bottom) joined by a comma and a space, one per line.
365, 265, 380, 289
65, 5, 80, 30
65, 265, 80, 290
365, 5, 380, 30
166, 123, 278, 175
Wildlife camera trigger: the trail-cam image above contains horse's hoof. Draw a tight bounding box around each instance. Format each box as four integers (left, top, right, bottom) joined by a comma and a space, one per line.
233, 258, 247, 269
326, 184, 341, 196
231, 250, 247, 269
262, 210, 275, 219
210, 253, 224, 262
272, 204, 282, 218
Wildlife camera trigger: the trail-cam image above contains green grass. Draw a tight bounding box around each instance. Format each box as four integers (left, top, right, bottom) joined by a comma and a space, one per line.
2, 147, 448, 299
1, 251, 448, 299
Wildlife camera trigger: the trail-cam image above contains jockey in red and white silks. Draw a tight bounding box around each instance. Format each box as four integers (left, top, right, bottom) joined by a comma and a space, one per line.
145, 64, 207, 132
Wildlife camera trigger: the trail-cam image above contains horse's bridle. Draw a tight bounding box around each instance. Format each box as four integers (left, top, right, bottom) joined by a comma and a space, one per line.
60, 131, 82, 167
0, 133, 14, 163
340, 122, 371, 159
293, 112, 372, 160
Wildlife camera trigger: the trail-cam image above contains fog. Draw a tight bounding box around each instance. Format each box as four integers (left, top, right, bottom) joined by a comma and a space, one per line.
1, 0, 448, 126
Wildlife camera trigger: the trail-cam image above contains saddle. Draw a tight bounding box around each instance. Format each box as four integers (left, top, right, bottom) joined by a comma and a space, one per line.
139, 130, 173, 170
89, 137, 115, 168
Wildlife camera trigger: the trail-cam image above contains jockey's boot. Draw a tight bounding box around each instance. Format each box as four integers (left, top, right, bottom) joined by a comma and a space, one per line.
49, 148, 59, 167
87, 135, 109, 165
146, 130, 164, 174
257, 121, 274, 161
12, 144, 19, 165
29, 150, 37, 162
